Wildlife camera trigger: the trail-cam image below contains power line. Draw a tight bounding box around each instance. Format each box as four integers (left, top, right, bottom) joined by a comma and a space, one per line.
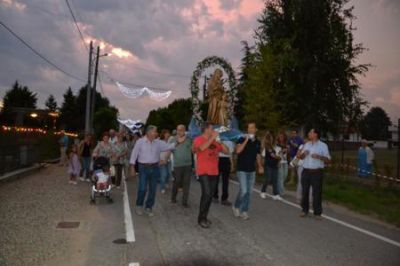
0, 20, 86, 82
64, 0, 88, 53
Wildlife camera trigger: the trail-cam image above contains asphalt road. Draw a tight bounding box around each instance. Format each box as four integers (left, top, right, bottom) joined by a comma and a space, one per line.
0, 165, 399, 266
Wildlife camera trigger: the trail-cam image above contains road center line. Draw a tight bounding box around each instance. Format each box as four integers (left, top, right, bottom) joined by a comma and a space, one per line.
230, 180, 400, 248
123, 178, 135, 242
128, 263, 140, 266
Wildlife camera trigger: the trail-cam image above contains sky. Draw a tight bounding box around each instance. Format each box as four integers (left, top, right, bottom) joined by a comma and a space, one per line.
0, 0, 399, 124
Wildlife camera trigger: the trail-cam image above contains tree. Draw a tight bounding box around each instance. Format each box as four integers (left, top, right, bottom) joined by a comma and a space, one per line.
59, 87, 78, 131
93, 107, 118, 138
360, 107, 392, 140
146, 98, 194, 130
45, 94, 57, 112
241, 0, 369, 134
2, 81, 37, 112
0, 81, 38, 125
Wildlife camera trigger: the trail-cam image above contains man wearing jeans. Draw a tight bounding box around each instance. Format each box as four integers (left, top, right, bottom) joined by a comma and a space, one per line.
170, 124, 193, 207
130, 125, 175, 216
232, 122, 263, 220
297, 128, 330, 219
193, 122, 229, 228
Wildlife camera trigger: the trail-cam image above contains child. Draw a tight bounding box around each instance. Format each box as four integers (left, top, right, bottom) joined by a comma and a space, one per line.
68, 145, 81, 185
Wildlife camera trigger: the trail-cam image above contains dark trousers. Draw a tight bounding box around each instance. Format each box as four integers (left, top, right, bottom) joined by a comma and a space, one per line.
112, 163, 123, 186
198, 175, 217, 223
261, 166, 278, 195
171, 165, 192, 204
214, 157, 231, 201
301, 169, 323, 215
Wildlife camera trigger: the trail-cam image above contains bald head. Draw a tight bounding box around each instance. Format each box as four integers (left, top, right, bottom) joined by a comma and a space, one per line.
176, 124, 186, 137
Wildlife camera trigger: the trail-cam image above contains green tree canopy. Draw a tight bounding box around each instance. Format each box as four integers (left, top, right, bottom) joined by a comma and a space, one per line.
93, 107, 118, 138
45, 94, 58, 112
241, 0, 369, 134
360, 107, 392, 140
2, 80, 37, 112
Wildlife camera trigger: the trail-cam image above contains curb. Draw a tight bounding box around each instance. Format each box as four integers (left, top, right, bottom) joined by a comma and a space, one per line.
0, 163, 46, 183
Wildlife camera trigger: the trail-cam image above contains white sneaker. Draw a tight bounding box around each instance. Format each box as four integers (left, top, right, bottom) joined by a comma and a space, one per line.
232, 206, 240, 218
79, 177, 85, 181
161, 189, 166, 194
145, 208, 154, 217
135, 207, 144, 216
272, 195, 279, 200
260, 192, 267, 199
240, 212, 249, 220
275, 195, 283, 201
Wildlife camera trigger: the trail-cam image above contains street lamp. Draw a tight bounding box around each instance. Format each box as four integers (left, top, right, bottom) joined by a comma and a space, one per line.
30, 112, 38, 118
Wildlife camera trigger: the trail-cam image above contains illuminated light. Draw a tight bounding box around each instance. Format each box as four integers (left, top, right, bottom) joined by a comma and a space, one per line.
30, 113, 38, 118
48, 112, 60, 118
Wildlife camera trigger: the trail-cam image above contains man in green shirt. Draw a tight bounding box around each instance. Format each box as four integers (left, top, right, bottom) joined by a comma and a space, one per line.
169, 124, 193, 207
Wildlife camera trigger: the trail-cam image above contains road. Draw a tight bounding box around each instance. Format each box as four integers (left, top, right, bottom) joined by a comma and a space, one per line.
0, 165, 399, 266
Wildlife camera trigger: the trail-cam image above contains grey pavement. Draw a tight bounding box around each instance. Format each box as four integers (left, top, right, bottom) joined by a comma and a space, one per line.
0, 165, 399, 266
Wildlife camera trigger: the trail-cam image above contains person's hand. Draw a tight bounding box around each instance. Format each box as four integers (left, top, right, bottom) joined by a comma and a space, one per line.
258, 165, 264, 175
130, 167, 136, 178
311, 154, 322, 160
303, 150, 310, 156
159, 160, 166, 165
211, 131, 219, 140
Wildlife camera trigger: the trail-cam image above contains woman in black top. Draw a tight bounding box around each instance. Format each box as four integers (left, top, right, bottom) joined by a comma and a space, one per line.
260, 132, 281, 200
79, 134, 93, 182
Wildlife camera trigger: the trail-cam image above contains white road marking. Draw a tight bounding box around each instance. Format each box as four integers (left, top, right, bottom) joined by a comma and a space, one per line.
230, 180, 400, 248
123, 178, 135, 242
129, 263, 140, 266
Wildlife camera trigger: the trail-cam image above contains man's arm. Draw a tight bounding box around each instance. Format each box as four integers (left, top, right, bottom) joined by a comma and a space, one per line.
235, 137, 248, 154
195, 132, 219, 152
159, 140, 176, 152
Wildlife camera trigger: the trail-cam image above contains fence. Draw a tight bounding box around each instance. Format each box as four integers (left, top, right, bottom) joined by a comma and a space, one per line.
0, 144, 40, 175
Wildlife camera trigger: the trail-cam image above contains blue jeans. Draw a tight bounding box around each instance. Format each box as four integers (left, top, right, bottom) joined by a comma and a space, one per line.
261, 166, 278, 195
136, 164, 160, 209
278, 163, 288, 195
234, 171, 255, 212
159, 164, 169, 190
80, 157, 91, 179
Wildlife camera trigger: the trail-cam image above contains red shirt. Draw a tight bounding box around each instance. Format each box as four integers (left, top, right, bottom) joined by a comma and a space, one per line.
193, 135, 223, 176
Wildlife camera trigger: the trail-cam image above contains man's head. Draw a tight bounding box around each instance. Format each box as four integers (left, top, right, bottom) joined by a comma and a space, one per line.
307, 128, 320, 141
361, 139, 368, 147
291, 130, 298, 138
247, 122, 257, 135
109, 129, 116, 138
201, 121, 214, 138
176, 124, 186, 137
146, 125, 158, 140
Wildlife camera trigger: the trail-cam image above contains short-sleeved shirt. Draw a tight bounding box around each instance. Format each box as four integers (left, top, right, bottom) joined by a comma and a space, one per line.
169, 137, 192, 167
193, 135, 222, 176
302, 140, 331, 169
264, 146, 280, 169
236, 137, 261, 172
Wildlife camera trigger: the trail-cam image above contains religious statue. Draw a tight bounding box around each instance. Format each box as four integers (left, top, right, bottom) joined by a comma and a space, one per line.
206, 69, 228, 126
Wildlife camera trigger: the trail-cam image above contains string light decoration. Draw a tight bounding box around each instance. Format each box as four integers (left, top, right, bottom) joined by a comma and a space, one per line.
116, 82, 171, 102
1, 126, 78, 137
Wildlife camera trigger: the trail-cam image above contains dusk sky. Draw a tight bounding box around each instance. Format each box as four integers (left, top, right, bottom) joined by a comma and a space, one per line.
0, 0, 399, 123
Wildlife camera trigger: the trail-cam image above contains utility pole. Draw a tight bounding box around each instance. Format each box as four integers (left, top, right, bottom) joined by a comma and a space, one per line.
90, 46, 100, 133
397, 118, 400, 179
84, 41, 93, 133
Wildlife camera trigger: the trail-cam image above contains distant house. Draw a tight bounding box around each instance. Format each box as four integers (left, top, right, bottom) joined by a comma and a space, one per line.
1, 107, 59, 129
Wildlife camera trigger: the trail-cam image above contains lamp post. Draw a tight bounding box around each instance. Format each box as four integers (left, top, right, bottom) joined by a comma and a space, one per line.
89, 47, 108, 133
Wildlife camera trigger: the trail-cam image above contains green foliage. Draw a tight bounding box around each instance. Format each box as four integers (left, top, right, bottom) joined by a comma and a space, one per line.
44, 94, 57, 112
93, 107, 118, 139
146, 98, 195, 130
2, 80, 37, 112
241, 0, 369, 134
59, 85, 118, 133
360, 106, 392, 140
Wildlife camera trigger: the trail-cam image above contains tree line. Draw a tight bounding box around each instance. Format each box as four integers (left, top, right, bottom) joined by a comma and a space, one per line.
147, 0, 392, 140
0, 80, 118, 137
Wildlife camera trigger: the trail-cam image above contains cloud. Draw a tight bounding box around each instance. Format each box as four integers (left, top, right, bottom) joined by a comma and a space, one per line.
0, 0, 399, 124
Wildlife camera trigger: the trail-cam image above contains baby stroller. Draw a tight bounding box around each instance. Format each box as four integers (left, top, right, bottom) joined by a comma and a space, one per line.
90, 156, 113, 204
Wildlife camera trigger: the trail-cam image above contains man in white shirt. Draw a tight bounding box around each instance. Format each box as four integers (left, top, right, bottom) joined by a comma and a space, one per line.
297, 128, 331, 219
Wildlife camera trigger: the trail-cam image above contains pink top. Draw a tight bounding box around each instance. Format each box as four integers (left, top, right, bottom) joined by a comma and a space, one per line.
68, 153, 81, 176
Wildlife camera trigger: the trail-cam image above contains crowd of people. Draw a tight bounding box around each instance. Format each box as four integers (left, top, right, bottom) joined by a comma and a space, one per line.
60, 121, 331, 229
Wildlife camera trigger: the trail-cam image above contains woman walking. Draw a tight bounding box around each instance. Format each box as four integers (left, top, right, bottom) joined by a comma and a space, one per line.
112, 133, 128, 189
276, 132, 289, 196
68, 145, 81, 185
79, 134, 93, 182
260, 132, 281, 200
93, 132, 114, 165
